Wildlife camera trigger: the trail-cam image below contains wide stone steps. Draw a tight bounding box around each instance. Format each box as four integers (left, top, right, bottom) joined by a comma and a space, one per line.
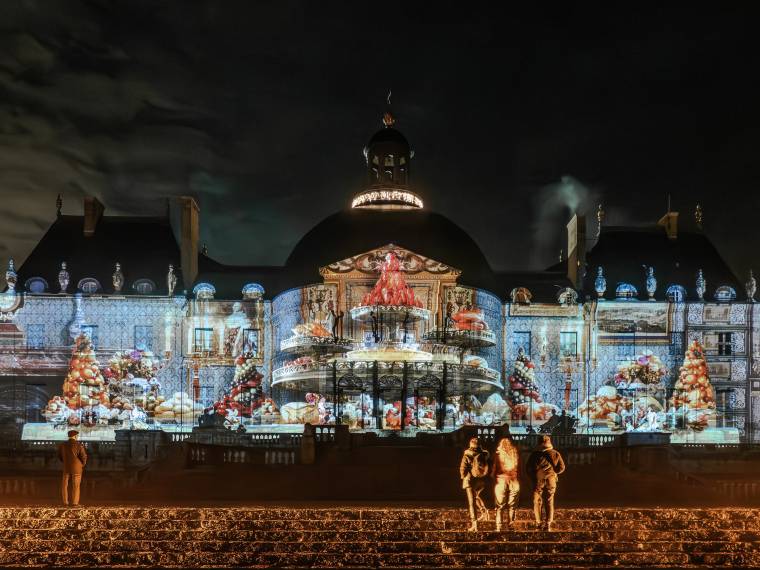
1, 507, 759, 567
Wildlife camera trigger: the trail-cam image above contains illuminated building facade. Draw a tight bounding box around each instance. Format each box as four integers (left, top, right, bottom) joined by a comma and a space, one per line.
0, 110, 754, 442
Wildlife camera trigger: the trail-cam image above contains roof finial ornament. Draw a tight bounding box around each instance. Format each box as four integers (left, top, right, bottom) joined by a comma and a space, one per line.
56, 194, 63, 217
112, 262, 124, 293
596, 203, 605, 237
695, 203, 703, 229
382, 89, 395, 127
559, 248, 563, 263
201, 243, 209, 256
167, 264, 177, 297
58, 262, 69, 294
5, 258, 17, 293
746, 269, 756, 303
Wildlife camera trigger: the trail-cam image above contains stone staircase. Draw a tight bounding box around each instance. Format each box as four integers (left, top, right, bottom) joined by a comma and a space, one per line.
1, 507, 760, 567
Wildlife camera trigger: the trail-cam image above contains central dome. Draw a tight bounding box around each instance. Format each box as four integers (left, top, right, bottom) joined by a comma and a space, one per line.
285, 209, 496, 291
283, 107, 497, 293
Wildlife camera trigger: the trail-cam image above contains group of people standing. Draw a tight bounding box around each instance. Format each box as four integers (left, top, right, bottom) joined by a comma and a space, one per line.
460, 434, 565, 532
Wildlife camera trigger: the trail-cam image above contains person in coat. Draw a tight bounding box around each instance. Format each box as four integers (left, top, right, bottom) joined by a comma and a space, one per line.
57, 430, 88, 506
526, 434, 565, 531
491, 436, 520, 531
459, 436, 490, 531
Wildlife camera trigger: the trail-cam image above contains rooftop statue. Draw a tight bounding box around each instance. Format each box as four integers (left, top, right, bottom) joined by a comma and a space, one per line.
58, 262, 70, 294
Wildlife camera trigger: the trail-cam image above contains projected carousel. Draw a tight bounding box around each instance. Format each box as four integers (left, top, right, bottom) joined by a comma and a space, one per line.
272, 253, 503, 431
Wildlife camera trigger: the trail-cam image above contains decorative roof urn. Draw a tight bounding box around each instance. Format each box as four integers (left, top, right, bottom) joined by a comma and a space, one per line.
112, 262, 124, 293
58, 262, 70, 293
746, 270, 757, 303
167, 264, 177, 297
594, 266, 607, 300
696, 269, 707, 302
645, 266, 657, 301
5, 258, 17, 293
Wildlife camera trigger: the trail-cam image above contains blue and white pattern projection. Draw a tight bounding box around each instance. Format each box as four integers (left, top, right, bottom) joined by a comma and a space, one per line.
1, 279, 758, 435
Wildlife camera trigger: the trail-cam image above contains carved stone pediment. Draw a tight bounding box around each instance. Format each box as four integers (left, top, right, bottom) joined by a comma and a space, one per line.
320, 243, 460, 277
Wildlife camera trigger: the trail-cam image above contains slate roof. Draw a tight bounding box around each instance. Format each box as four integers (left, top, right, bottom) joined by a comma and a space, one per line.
581, 225, 740, 301
17, 215, 181, 295
284, 209, 498, 293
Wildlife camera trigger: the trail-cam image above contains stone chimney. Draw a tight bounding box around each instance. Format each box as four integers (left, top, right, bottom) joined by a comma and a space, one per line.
83, 196, 105, 237
658, 211, 679, 240
566, 213, 586, 288
170, 196, 200, 290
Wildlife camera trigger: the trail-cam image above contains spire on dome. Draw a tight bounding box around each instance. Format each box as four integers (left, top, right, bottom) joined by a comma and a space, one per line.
353, 94, 422, 211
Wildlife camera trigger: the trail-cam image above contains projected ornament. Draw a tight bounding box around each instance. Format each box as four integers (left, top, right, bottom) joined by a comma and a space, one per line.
58, 262, 70, 294
595, 266, 607, 300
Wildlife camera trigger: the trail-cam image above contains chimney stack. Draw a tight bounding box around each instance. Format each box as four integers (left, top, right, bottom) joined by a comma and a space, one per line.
83, 196, 105, 237
658, 211, 679, 240
566, 213, 586, 289
170, 196, 200, 290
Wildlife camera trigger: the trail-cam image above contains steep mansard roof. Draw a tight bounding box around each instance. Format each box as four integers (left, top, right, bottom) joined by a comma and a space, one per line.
581, 226, 740, 301
18, 215, 181, 295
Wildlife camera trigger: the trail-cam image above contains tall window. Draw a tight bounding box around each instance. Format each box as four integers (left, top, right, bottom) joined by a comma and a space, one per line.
616, 343, 635, 361
510, 331, 531, 357
194, 328, 214, 352
242, 328, 259, 356
718, 332, 733, 356
135, 325, 153, 351
200, 385, 216, 407
27, 324, 45, 349
82, 325, 99, 348
560, 332, 577, 358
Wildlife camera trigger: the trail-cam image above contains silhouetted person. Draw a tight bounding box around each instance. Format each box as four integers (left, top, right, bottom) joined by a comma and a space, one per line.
491, 436, 520, 531
526, 434, 565, 531
57, 430, 87, 506
459, 436, 490, 531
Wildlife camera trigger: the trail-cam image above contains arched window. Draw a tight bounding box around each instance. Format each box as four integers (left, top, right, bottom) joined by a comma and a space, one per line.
193, 282, 216, 300
384, 154, 395, 166
132, 279, 156, 295
714, 285, 737, 303
384, 169, 393, 182
666, 284, 687, 303
77, 278, 101, 294
615, 282, 638, 300
24, 277, 48, 294
372, 155, 379, 165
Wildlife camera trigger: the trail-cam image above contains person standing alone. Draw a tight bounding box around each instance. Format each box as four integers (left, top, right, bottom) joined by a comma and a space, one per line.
526, 435, 565, 531
459, 436, 490, 531
57, 430, 88, 506
492, 436, 520, 531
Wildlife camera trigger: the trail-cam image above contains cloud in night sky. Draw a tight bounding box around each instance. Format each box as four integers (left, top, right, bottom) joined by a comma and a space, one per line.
0, 2, 759, 282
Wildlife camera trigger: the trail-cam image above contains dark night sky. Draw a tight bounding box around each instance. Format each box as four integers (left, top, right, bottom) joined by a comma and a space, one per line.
1, 2, 758, 278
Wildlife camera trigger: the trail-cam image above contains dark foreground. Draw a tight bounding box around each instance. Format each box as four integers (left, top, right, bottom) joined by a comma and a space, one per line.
1, 506, 760, 568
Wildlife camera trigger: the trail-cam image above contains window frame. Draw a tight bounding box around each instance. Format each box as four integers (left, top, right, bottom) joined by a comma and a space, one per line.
718, 332, 733, 356
194, 327, 214, 353
559, 331, 578, 358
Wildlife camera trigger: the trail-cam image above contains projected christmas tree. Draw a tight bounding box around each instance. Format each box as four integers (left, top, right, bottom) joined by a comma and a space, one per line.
62, 333, 108, 410
670, 339, 716, 411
